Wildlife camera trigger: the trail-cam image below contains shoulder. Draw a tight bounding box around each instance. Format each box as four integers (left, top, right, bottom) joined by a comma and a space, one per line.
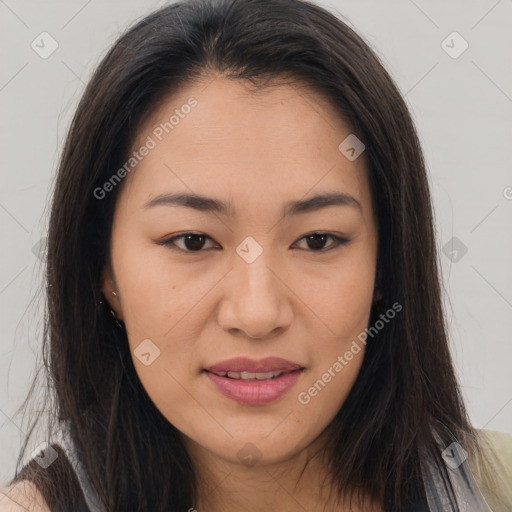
471, 428, 512, 512
479, 428, 512, 456
476, 428, 512, 479
0, 480, 51, 511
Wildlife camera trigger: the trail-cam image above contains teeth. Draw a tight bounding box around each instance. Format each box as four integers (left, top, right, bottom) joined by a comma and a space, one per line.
217, 370, 286, 380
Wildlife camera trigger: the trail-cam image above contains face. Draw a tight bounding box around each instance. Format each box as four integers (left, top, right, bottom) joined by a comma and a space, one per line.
101, 75, 378, 468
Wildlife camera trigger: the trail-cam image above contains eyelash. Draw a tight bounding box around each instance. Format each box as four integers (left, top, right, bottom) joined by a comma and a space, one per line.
157, 232, 350, 254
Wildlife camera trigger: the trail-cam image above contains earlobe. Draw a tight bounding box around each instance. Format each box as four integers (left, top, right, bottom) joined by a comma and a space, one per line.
100, 267, 124, 321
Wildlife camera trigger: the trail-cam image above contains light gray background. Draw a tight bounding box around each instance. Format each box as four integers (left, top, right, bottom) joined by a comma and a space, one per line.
1, 0, 511, 484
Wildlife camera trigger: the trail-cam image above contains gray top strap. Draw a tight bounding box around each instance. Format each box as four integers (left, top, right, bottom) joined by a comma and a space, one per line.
52, 421, 105, 512
421, 431, 493, 511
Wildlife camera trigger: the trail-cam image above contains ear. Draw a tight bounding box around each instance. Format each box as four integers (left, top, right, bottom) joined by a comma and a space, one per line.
100, 266, 124, 321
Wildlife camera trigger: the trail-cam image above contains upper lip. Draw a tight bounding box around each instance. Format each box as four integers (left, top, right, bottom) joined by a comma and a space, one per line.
205, 357, 303, 373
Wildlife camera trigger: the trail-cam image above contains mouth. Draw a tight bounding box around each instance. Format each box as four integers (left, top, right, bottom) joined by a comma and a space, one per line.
205, 369, 300, 380
203, 357, 305, 405
204, 356, 304, 375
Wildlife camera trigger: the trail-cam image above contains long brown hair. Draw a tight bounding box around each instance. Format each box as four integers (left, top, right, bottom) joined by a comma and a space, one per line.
9, 0, 478, 509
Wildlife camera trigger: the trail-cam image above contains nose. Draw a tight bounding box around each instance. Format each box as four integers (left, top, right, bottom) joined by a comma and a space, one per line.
216, 247, 293, 340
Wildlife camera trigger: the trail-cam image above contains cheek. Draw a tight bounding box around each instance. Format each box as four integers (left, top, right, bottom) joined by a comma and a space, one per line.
295, 292, 367, 433
297, 348, 364, 427
292, 255, 375, 340
112, 232, 209, 339
111, 237, 213, 402
291, 254, 374, 411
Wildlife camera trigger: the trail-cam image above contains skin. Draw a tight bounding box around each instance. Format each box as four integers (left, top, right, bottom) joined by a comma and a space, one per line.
0, 482, 51, 511
101, 74, 380, 511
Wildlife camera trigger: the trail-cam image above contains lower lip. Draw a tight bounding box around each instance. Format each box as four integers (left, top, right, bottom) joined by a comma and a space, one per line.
204, 369, 303, 405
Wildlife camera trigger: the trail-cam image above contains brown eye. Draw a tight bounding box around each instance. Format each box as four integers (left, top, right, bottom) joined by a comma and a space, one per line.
160, 233, 218, 252
294, 233, 350, 252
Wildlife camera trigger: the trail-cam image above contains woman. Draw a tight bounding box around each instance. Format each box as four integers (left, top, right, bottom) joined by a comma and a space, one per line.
1, 0, 511, 510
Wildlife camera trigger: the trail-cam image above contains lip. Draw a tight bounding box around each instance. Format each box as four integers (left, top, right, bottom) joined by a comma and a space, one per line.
203, 357, 305, 406
204, 368, 304, 405
205, 357, 302, 373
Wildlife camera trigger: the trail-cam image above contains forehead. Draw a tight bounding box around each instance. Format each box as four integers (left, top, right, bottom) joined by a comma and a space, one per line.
120, 75, 371, 217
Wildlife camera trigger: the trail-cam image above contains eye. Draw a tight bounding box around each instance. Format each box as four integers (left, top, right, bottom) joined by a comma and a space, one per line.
157, 231, 350, 254
293, 232, 350, 252
158, 232, 219, 253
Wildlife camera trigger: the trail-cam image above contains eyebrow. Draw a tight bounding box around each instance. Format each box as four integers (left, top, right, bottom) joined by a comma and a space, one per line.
143, 191, 362, 217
